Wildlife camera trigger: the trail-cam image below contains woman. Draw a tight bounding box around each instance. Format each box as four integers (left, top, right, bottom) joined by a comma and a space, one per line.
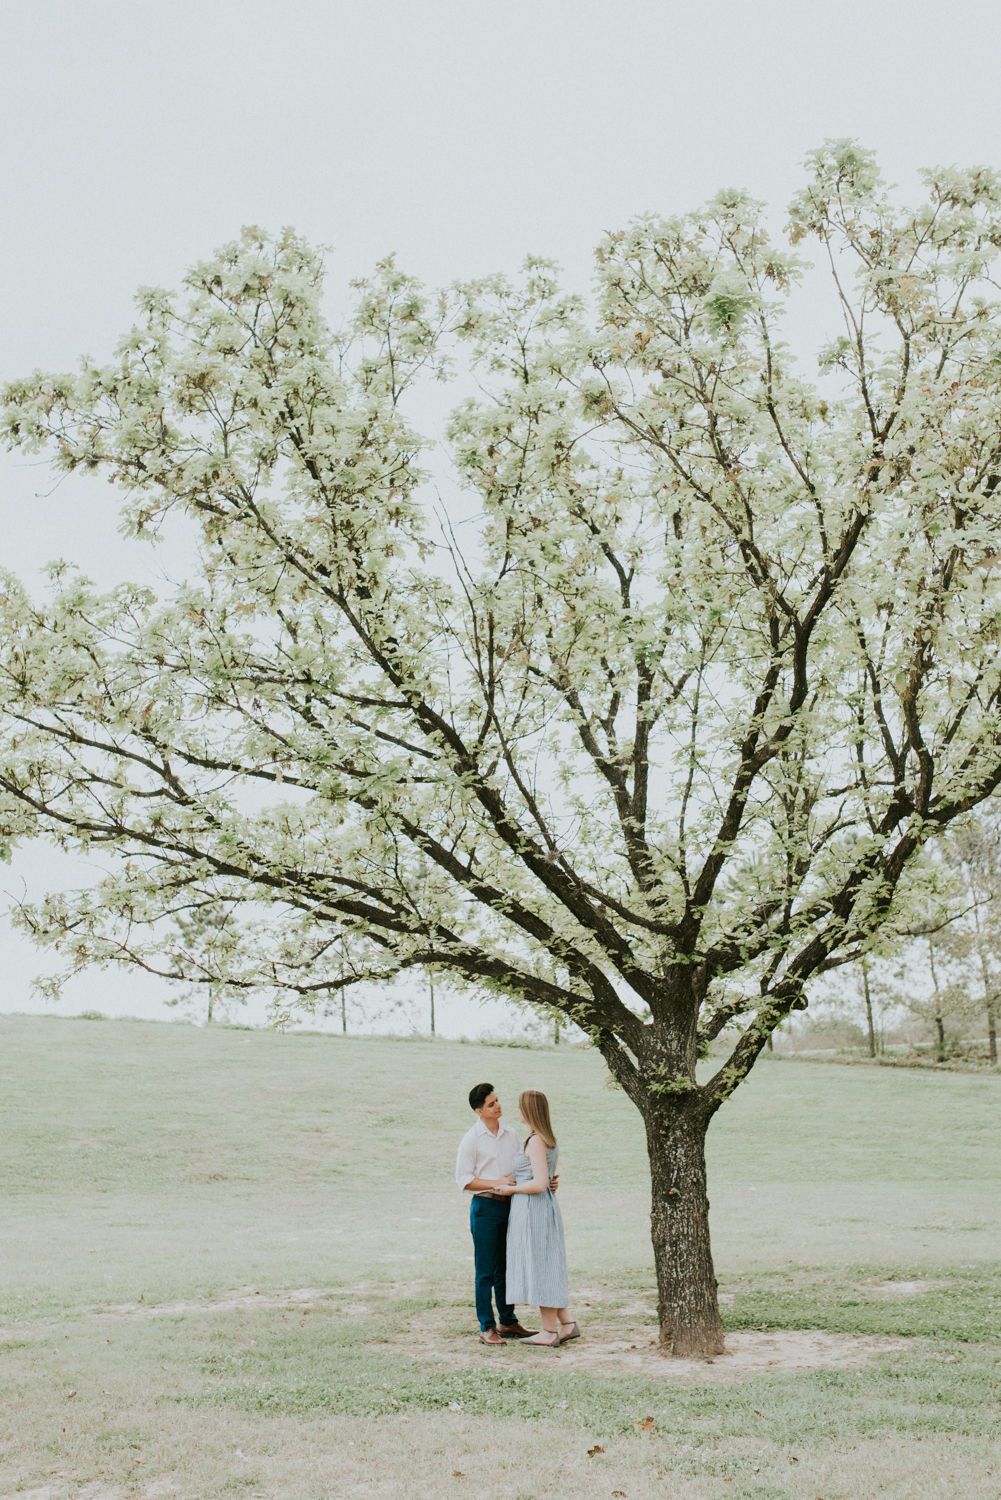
494, 1089, 579, 1347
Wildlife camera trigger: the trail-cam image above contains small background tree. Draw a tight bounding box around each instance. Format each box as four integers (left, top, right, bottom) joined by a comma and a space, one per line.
169, 902, 246, 1024
947, 813, 1001, 1063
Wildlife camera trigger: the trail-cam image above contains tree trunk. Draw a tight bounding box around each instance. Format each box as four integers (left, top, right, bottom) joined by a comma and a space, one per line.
927, 941, 945, 1062
970, 905, 996, 1065
861, 958, 876, 1058
646, 1107, 724, 1359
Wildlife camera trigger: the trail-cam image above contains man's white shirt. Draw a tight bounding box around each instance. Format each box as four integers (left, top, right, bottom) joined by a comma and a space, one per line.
455, 1117, 521, 1195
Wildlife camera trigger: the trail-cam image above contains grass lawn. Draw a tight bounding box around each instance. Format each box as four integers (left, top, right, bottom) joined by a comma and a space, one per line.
1, 1014, 999, 1499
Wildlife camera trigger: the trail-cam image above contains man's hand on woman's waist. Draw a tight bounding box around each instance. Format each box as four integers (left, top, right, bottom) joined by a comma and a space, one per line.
465, 1174, 516, 1192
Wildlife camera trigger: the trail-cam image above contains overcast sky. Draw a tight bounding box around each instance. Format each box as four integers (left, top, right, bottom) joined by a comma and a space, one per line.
3, 0, 1000, 1030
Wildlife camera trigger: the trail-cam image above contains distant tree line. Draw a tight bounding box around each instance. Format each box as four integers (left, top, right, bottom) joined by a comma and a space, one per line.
798, 804, 1001, 1063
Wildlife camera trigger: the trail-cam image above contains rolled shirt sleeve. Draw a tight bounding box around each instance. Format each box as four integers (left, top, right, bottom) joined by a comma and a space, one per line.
455, 1127, 477, 1191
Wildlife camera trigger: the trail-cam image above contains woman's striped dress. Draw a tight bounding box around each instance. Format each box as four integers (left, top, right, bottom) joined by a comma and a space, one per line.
504, 1140, 569, 1307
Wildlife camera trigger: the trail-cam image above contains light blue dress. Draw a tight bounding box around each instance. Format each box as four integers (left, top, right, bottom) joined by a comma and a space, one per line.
504, 1137, 569, 1307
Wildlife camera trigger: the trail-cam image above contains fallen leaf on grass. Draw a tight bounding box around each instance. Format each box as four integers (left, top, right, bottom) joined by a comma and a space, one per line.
612, 1492, 627, 1497
452, 1471, 465, 1478
637, 1416, 655, 1432
65, 1390, 76, 1398
587, 1445, 605, 1457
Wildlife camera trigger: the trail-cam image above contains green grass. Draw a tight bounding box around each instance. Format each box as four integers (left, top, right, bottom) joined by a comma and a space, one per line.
722, 1265, 1001, 1342
1, 1014, 999, 1499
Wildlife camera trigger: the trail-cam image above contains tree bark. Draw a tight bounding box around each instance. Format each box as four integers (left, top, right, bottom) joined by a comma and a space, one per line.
862, 958, 876, 1058
646, 1106, 724, 1359
970, 905, 997, 1065
928, 941, 944, 1063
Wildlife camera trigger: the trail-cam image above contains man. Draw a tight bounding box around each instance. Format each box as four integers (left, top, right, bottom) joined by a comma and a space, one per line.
455, 1082, 537, 1345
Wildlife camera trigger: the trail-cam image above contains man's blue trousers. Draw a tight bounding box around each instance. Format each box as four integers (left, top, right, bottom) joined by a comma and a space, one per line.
470, 1195, 515, 1331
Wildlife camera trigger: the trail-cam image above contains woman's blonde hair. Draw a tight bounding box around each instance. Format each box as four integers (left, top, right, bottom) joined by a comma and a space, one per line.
518, 1089, 556, 1149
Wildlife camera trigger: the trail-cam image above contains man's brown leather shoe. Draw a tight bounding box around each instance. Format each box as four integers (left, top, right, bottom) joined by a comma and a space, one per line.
498, 1322, 537, 1338
478, 1327, 506, 1344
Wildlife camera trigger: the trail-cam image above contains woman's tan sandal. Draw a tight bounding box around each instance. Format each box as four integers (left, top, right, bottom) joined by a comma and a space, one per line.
520, 1329, 561, 1346
558, 1320, 580, 1343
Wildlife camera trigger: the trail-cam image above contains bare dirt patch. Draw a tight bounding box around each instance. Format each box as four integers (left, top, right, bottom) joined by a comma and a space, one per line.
97, 1285, 347, 1319
0, 1286, 370, 1342
394, 1306, 908, 1382
858, 1277, 948, 1299
553, 1326, 908, 1379
0, 1487, 123, 1500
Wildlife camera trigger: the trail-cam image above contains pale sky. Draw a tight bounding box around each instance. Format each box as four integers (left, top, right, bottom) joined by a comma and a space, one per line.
3, 0, 1000, 1029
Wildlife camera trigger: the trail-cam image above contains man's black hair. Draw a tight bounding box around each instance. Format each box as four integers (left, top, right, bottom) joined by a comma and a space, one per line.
468, 1082, 495, 1112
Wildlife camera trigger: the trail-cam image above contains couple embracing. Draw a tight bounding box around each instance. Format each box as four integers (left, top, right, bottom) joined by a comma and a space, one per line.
455, 1083, 580, 1348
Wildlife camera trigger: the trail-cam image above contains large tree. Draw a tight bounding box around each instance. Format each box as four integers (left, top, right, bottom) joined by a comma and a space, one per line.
4, 144, 1001, 1356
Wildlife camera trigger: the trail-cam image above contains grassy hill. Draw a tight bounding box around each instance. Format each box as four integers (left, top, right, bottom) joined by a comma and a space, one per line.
1, 1014, 999, 1499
